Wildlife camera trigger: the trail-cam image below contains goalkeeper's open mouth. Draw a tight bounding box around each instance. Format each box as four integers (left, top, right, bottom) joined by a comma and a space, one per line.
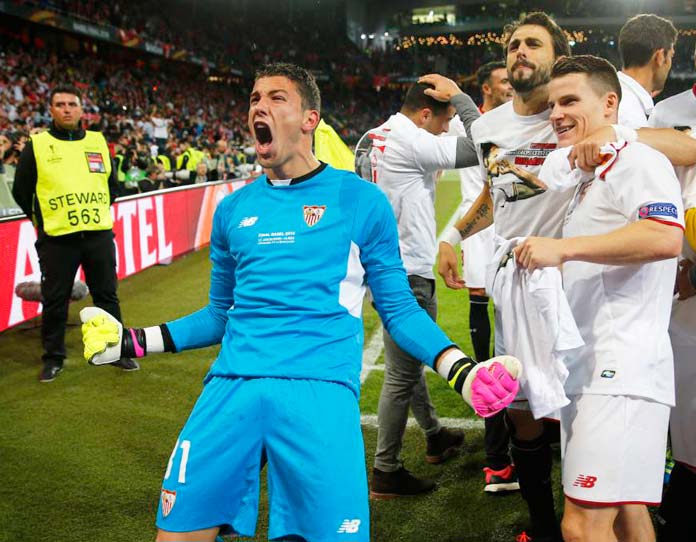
253, 120, 274, 155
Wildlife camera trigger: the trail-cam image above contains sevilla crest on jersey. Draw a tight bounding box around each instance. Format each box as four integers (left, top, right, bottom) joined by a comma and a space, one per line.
303, 205, 326, 227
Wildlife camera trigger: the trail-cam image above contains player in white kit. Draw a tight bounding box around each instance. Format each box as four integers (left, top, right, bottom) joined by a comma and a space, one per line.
649, 46, 696, 541
514, 55, 683, 542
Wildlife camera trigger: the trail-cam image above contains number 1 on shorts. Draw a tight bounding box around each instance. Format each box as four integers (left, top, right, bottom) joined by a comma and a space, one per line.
164, 439, 191, 484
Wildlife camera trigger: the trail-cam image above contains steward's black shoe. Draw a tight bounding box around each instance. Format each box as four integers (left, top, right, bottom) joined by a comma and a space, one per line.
39, 364, 63, 383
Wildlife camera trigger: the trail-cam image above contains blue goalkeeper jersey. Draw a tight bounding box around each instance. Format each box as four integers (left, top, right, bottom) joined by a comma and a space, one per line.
166, 163, 454, 396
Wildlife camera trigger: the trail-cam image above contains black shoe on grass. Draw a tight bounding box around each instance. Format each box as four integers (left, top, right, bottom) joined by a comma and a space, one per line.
111, 357, 140, 371
370, 467, 436, 499
425, 427, 465, 464
39, 364, 63, 383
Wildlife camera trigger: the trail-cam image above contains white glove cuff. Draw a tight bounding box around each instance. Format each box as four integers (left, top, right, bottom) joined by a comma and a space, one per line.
436, 348, 466, 380
144, 326, 165, 353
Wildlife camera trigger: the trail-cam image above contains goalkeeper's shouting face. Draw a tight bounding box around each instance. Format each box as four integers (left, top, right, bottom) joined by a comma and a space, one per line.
249, 63, 321, 179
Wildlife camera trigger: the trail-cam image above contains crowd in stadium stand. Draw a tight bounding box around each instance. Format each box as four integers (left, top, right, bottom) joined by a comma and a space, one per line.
1, 0, 695, 214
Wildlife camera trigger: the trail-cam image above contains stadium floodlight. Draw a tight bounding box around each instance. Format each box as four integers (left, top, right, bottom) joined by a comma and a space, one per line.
360, 33, 366, 39
384, 31, 389, 37
369, 33, 375, 39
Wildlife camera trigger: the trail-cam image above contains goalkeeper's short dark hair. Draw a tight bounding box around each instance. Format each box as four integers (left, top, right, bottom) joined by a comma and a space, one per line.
551, 55, 622, 102
619, 14, 677, 69
476, 61, 507, 88
255, 62, 321, 114
401, 83, 450, 116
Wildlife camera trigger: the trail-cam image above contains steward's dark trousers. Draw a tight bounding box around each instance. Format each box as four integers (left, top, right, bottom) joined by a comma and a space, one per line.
36, 230, 121, 364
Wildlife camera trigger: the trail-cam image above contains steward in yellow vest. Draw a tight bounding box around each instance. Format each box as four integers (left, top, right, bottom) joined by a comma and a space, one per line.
11, 84, 136, 382
156, 154, 172, 171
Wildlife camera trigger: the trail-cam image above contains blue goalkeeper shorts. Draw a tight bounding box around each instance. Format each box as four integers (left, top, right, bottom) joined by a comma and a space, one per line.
155, 376, 369, 542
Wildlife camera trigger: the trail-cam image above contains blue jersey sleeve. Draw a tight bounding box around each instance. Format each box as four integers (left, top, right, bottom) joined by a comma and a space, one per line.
165, 198, 236, 351
353, 184, 455, 367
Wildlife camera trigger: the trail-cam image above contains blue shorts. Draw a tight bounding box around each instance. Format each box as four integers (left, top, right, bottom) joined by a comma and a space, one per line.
156, 376, 369, 542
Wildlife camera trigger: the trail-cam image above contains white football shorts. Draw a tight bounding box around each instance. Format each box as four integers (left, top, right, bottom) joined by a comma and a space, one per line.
669, 296, 696, 469
462, 225, 495, 290
561, 394, 669, 505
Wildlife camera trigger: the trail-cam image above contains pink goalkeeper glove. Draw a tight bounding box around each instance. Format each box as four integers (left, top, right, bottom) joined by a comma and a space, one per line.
437, 353, 522, 418
467, 359, 521, 417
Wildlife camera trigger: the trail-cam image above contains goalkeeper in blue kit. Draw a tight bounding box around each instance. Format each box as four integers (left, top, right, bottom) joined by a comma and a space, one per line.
81, 63, 522, 542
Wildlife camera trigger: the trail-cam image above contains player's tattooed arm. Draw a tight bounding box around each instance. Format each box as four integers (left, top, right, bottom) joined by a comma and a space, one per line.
459, 201, 492, 238
438, 186, 494, 289
455, 186, 494, 240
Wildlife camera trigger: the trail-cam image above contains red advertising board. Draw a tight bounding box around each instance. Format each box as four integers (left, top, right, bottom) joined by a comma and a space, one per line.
0, 180, 253, 332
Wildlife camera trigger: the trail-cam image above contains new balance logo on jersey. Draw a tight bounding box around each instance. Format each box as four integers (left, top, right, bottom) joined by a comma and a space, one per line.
337, 519, 361, 534
573, 474, 597, 488
238, 216, 258, 228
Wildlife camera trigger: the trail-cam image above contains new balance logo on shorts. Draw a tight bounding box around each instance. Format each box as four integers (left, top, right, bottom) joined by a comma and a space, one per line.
573, 474, 597, 488
337, 519, 361, 534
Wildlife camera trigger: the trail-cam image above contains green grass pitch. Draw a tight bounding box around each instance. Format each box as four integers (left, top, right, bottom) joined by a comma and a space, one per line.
0, 173, 563, 541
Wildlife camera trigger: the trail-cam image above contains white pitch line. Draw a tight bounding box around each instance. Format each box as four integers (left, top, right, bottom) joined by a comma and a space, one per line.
360, 325, 385, 383
360, 414, 483, 430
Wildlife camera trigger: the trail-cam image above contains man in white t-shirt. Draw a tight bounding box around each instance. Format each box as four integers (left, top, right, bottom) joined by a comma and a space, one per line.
447, 61, 519, 493
355, 80, 485, 498
514, 55, 683, 542
151, 105, 171, 152
434, 13, 573, 541
617, 14, 677, 128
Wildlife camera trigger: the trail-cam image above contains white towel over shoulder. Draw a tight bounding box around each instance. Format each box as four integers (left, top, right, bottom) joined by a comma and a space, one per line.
486, 237, 585, 419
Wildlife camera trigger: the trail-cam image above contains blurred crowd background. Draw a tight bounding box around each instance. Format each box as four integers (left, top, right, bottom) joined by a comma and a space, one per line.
1, 0, 695, 214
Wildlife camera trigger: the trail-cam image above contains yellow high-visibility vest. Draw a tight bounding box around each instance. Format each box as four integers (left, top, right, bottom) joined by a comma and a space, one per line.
114, 154, 126, 181
156, 154, 171, 171
32, 130, 113, 236
314, 119, 355, 172
176, 148, 198, 171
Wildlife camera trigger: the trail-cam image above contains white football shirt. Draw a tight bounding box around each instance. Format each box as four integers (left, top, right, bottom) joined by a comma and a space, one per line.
617, 71, 653, 129
561, 142, 684, 405
648, 86, 696, 129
